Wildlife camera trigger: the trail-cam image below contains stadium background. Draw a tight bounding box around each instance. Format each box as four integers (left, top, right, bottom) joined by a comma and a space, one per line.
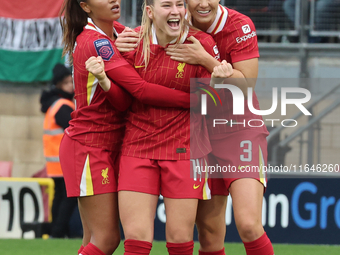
0, 0, 340, 252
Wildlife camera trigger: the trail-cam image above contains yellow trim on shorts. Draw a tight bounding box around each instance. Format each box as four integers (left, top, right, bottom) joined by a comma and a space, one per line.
85, 154, 94, 196
259, 146, 267, 187
202, 158, 211, 200
80, 154, 94, 196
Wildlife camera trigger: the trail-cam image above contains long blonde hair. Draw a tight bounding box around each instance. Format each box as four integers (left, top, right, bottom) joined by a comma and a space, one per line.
140, 0, 154, 67
139, 0, 187, 67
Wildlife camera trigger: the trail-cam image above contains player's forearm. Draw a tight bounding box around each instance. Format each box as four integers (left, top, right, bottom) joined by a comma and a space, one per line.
199, 52, 221, 73
104, 79, 132, 111
140, 83, 191, 108
97, 76, 111, 92
226, 69, 256, 97
107, 65, 191, 108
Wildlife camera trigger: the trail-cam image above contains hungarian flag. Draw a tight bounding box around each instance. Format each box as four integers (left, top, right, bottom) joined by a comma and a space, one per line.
0, 0, 65, 82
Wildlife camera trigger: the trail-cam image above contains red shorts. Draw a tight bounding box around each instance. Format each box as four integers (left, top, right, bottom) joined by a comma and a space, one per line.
118, 156, 211, 200
59, 134, 119, 197
208, 130, 268, 196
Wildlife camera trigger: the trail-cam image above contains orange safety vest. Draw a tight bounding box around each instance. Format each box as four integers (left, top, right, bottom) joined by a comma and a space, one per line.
43, 98, 74, 177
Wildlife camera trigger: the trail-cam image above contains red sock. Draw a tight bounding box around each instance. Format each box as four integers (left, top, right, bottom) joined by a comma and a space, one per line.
124, 239, 152, 255
243, 232, 274, 255
166, 241, 194, 255
81, 243, 105, 255
199, 248, 225, 255
78, 245, 84, 255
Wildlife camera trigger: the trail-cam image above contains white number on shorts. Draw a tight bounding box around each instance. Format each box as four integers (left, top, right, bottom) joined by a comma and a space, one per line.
240, 140, 252, 162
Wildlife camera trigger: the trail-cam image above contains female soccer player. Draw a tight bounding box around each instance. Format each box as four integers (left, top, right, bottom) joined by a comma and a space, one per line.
164, 1, 274, 255
59, 0, 203, 254
87, 0, 232, 254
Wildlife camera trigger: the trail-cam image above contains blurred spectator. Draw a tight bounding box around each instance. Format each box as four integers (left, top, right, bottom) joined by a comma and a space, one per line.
137, 0, 143, 25
40, 63, 78, 238
235, 0, 288, 30
235, 0, 270, 29
283, 0, 296, 24
314, 0, 340, 31
283, 0, 340, 42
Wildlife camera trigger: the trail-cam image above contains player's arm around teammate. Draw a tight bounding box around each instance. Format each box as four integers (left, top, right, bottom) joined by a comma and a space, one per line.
59, 1, 130, 255
117, 1, 203, 254
100, 1, 229, 255
59, 0, 196, 254
172, 1, 274, 255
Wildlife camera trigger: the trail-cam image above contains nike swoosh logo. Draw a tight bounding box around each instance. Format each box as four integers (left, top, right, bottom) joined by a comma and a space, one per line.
193, 184, 200, 189
238, 165, 252, 170
134, 65, 145, 68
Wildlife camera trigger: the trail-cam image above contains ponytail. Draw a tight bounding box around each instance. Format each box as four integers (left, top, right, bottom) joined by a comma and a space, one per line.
140, 0, 154, 68
60, 0, 88, 64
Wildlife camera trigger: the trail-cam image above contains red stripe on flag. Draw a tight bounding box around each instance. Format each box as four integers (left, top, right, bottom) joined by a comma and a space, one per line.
0, 0, 64, 19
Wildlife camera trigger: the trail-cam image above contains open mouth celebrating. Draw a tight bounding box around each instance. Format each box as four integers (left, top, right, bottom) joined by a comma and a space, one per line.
167, 18, 180, 29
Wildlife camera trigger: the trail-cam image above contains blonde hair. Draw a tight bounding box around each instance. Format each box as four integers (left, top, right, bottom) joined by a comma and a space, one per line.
139, 0, 187, 67
140, 0, 154, 67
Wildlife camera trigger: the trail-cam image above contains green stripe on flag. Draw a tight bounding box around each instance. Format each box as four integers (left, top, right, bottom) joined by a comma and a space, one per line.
0, 49, 64, 83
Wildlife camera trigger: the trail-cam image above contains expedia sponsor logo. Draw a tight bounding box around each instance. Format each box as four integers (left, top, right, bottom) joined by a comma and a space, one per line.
242, 24, 251, 34
236, 31, 257, 43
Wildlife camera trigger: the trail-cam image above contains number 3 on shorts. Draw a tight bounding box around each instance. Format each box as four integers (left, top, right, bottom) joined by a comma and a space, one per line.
240, 140, 252, 162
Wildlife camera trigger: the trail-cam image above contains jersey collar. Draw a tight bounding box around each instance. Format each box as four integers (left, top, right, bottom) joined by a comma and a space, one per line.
151, 24, 189, 45
186, 5, 228, 35
85, 17, 119, 38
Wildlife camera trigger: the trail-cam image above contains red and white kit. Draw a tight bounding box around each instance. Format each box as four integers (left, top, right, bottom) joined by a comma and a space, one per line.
119, 26, 220, 199
61, 19, 129, 197
189, 6, 270, 194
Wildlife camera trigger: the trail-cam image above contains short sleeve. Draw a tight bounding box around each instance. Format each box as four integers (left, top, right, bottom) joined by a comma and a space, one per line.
200, 33, 220, 62
195, 33, 220, 78
82, 32, 130, 72
226, 16, 259, 63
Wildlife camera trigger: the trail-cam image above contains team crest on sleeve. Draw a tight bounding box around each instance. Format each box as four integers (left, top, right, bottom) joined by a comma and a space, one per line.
94, 39, 114, 61
213, 45, 220, 60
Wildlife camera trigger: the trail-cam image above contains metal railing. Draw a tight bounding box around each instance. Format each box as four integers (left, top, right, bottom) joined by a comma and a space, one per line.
224, 0, 300, 36
120, 0, 340, 39
268, 83, 340, 169
310, 0, 340, 37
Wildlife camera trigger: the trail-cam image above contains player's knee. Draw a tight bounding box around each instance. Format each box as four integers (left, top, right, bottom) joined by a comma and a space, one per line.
167, 226, 193, 243
123, 225, 153, 242
236, 220, 263, 242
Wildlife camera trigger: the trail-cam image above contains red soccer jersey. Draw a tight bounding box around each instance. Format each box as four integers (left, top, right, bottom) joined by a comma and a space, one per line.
66, 19, 128, 152
121, 27, 219, 160
113, 21, 125, 34
198, 5, 268, 135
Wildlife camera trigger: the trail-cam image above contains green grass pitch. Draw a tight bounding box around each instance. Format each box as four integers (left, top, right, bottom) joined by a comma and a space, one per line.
0, 239, 339, 255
